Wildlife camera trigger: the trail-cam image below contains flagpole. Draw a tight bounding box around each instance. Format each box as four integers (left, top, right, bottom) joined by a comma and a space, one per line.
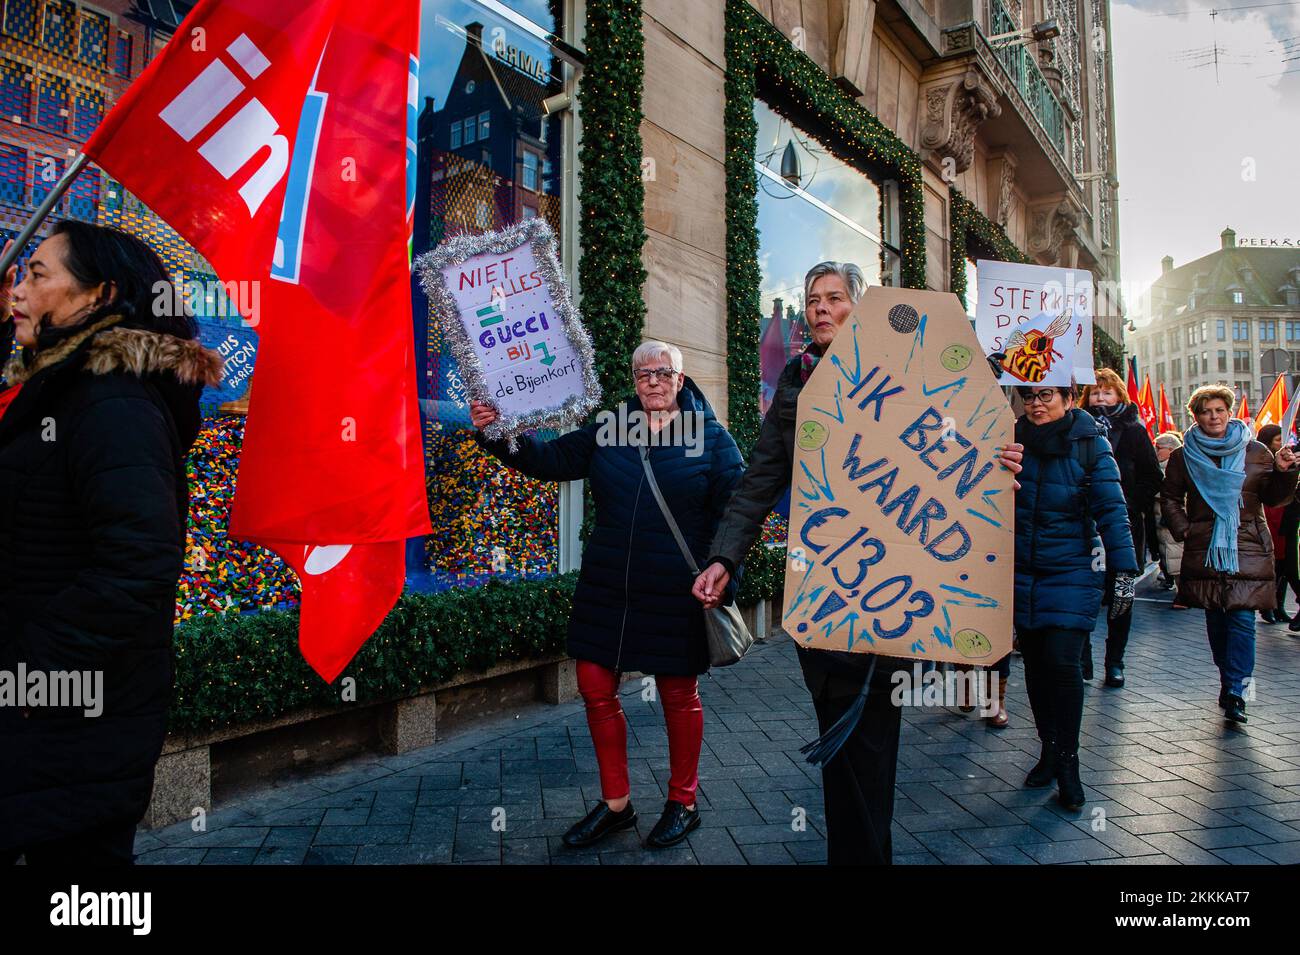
0, 153, 90, 275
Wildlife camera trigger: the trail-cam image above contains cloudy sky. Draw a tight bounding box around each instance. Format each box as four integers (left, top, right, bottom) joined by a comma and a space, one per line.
1113, 0, 1300, 322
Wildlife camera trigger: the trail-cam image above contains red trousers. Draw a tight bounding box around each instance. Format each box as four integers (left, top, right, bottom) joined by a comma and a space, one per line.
576, 660, 703, 806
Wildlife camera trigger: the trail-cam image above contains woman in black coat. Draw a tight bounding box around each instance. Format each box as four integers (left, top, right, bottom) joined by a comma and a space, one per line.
1080, 369, 1163, 687
0, 223, 221, 865
472, 340, 743, 850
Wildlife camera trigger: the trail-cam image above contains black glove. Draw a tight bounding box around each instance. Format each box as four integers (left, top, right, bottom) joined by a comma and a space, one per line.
1109, 572, 1135, 620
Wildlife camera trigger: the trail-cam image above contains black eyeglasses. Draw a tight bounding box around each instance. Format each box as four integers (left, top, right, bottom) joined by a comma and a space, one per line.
633, 367, 678, 383
1020, 389, 1059, 406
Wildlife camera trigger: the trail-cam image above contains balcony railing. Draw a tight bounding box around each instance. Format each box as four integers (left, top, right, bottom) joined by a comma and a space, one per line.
985, 0, 1067, 159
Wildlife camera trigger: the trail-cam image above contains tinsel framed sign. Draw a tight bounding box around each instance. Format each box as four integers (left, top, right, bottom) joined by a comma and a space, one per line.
416, 217, 601, 448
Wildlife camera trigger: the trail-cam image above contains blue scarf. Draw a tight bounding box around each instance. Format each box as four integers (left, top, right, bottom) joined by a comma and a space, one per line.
1181, 419, 1252, 573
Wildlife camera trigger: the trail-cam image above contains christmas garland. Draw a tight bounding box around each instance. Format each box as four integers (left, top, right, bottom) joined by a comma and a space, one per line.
577, 0, 647, 405
948, 186, 1029, 310
724, 0, 926, 458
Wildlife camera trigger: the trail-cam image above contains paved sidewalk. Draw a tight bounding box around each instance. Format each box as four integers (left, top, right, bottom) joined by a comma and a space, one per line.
133, 592, 1300, 865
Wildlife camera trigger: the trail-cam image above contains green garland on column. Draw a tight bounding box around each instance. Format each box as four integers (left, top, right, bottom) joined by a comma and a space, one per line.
949, 187, 1029, 310
577, 0, 647, 404
724, 0, 927, 458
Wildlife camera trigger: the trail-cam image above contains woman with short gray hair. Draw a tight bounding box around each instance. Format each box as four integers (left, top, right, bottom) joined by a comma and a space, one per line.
471, 339, 743, 850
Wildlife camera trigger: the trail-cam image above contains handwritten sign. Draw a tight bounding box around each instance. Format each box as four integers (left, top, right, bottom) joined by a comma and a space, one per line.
782, 287, 1015, 664
975, 260, 1095, 387
415, 217, 600, 445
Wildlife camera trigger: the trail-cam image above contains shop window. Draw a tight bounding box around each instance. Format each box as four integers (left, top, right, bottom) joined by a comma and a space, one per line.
415, 0, 571, 589
753, 98, 888, 416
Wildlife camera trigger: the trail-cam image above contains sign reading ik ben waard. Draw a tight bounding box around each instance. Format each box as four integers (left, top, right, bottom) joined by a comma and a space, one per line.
416, 217, 601, 447
783, 287, 1015, 665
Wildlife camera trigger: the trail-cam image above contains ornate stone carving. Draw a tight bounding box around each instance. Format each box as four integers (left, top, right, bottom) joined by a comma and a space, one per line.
919, 69, 1001, 175
1027, 198, 1083, 264
988, 152, 1018, 228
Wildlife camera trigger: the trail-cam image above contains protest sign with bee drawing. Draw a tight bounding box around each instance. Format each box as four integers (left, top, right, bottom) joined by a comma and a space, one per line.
974, 260, 1097, 387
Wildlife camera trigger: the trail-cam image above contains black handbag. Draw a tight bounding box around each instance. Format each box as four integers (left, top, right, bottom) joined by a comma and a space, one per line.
637, 445, 754, 667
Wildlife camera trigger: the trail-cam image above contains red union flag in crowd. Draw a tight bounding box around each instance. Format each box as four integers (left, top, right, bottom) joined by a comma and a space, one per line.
84, 0, 430, 682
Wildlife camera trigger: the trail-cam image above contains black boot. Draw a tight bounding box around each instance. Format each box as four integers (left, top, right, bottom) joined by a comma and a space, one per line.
1104, 663, 1125, 688
644, 800, 701, 849
1260, 609, 1277, 624
1224, 694, 1248, 724
1055, 749, 1086, 811
1276, 606, 1292, 623
561, 801, 637, 848
1025, 741, 1057, 788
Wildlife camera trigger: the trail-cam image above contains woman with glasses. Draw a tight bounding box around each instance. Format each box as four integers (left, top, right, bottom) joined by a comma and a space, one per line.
471, 341, 743, 850
1013, 383, 1137, 811
1160, 385, 1297, 723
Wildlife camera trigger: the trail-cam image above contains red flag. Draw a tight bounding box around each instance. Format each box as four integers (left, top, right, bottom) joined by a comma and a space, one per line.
83, 0, 343, 292
1126, 357, 1141, 405
1138, 375, 1157, 440
1158, 383, 1176, 434
1255, 375, 1288, 433
229, 2, 429, 682
88, 0, 429, 681
1237, 391, 1252, 422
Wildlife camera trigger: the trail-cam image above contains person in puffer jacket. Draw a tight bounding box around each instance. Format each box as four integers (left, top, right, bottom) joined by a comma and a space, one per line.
472, 340, 743, 852
1013, 383, 1137, 814
1, 223, 222, 865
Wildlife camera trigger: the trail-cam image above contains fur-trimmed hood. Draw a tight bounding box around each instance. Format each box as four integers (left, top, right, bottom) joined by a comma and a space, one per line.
2, 315, 224, 387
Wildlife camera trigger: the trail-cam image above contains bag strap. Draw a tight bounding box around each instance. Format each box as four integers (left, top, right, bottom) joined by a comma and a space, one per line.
638, 445, 702, 576
1075, 436, 1098, 545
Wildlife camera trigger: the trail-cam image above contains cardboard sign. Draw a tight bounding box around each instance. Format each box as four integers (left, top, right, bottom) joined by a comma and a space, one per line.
782, 287, 1015, 664
975, 260, 1096, 387
415, 217, 601, 445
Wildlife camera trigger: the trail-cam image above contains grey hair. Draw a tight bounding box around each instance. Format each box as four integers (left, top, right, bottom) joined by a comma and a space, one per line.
632, 339, 683, 372
804, 261, 866, 304
1154, 431, 1183, 449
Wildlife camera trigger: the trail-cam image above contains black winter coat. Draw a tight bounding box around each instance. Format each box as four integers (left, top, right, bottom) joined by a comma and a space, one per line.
707, 354, 914, 696
479, 377, 744, 675
1090, 402, 1162, 564
0, 316, 221, 850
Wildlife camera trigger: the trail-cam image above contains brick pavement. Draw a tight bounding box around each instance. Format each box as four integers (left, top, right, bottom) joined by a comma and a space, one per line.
133, 591, 1300, 865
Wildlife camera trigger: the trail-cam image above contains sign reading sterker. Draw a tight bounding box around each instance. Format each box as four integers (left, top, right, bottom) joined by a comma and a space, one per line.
782, 287, 1016, 665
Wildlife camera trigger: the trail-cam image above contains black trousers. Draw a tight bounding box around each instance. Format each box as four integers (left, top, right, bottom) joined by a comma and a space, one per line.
1019, 627, 1088, 753
797, 649, 902, 866
1082, 605, 1133, 669
2, 818, 137, 867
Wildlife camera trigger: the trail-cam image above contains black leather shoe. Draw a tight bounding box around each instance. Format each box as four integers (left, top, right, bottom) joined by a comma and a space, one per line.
644, 800, 700, 849
1055, 749, 1086, 811
1260, 610, 1277, 624
1104, 664, 1125, 688
561, 801, 637, 848
1290, 616, 1300, 633
1224, 694, 1247, 724
1275, 607, 1292, 623
1081, 657, 1094, 681
1025, 741, 1057, 788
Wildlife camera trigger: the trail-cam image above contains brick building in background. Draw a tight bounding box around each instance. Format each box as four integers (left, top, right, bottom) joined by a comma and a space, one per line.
1130, 227, 1300, 426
